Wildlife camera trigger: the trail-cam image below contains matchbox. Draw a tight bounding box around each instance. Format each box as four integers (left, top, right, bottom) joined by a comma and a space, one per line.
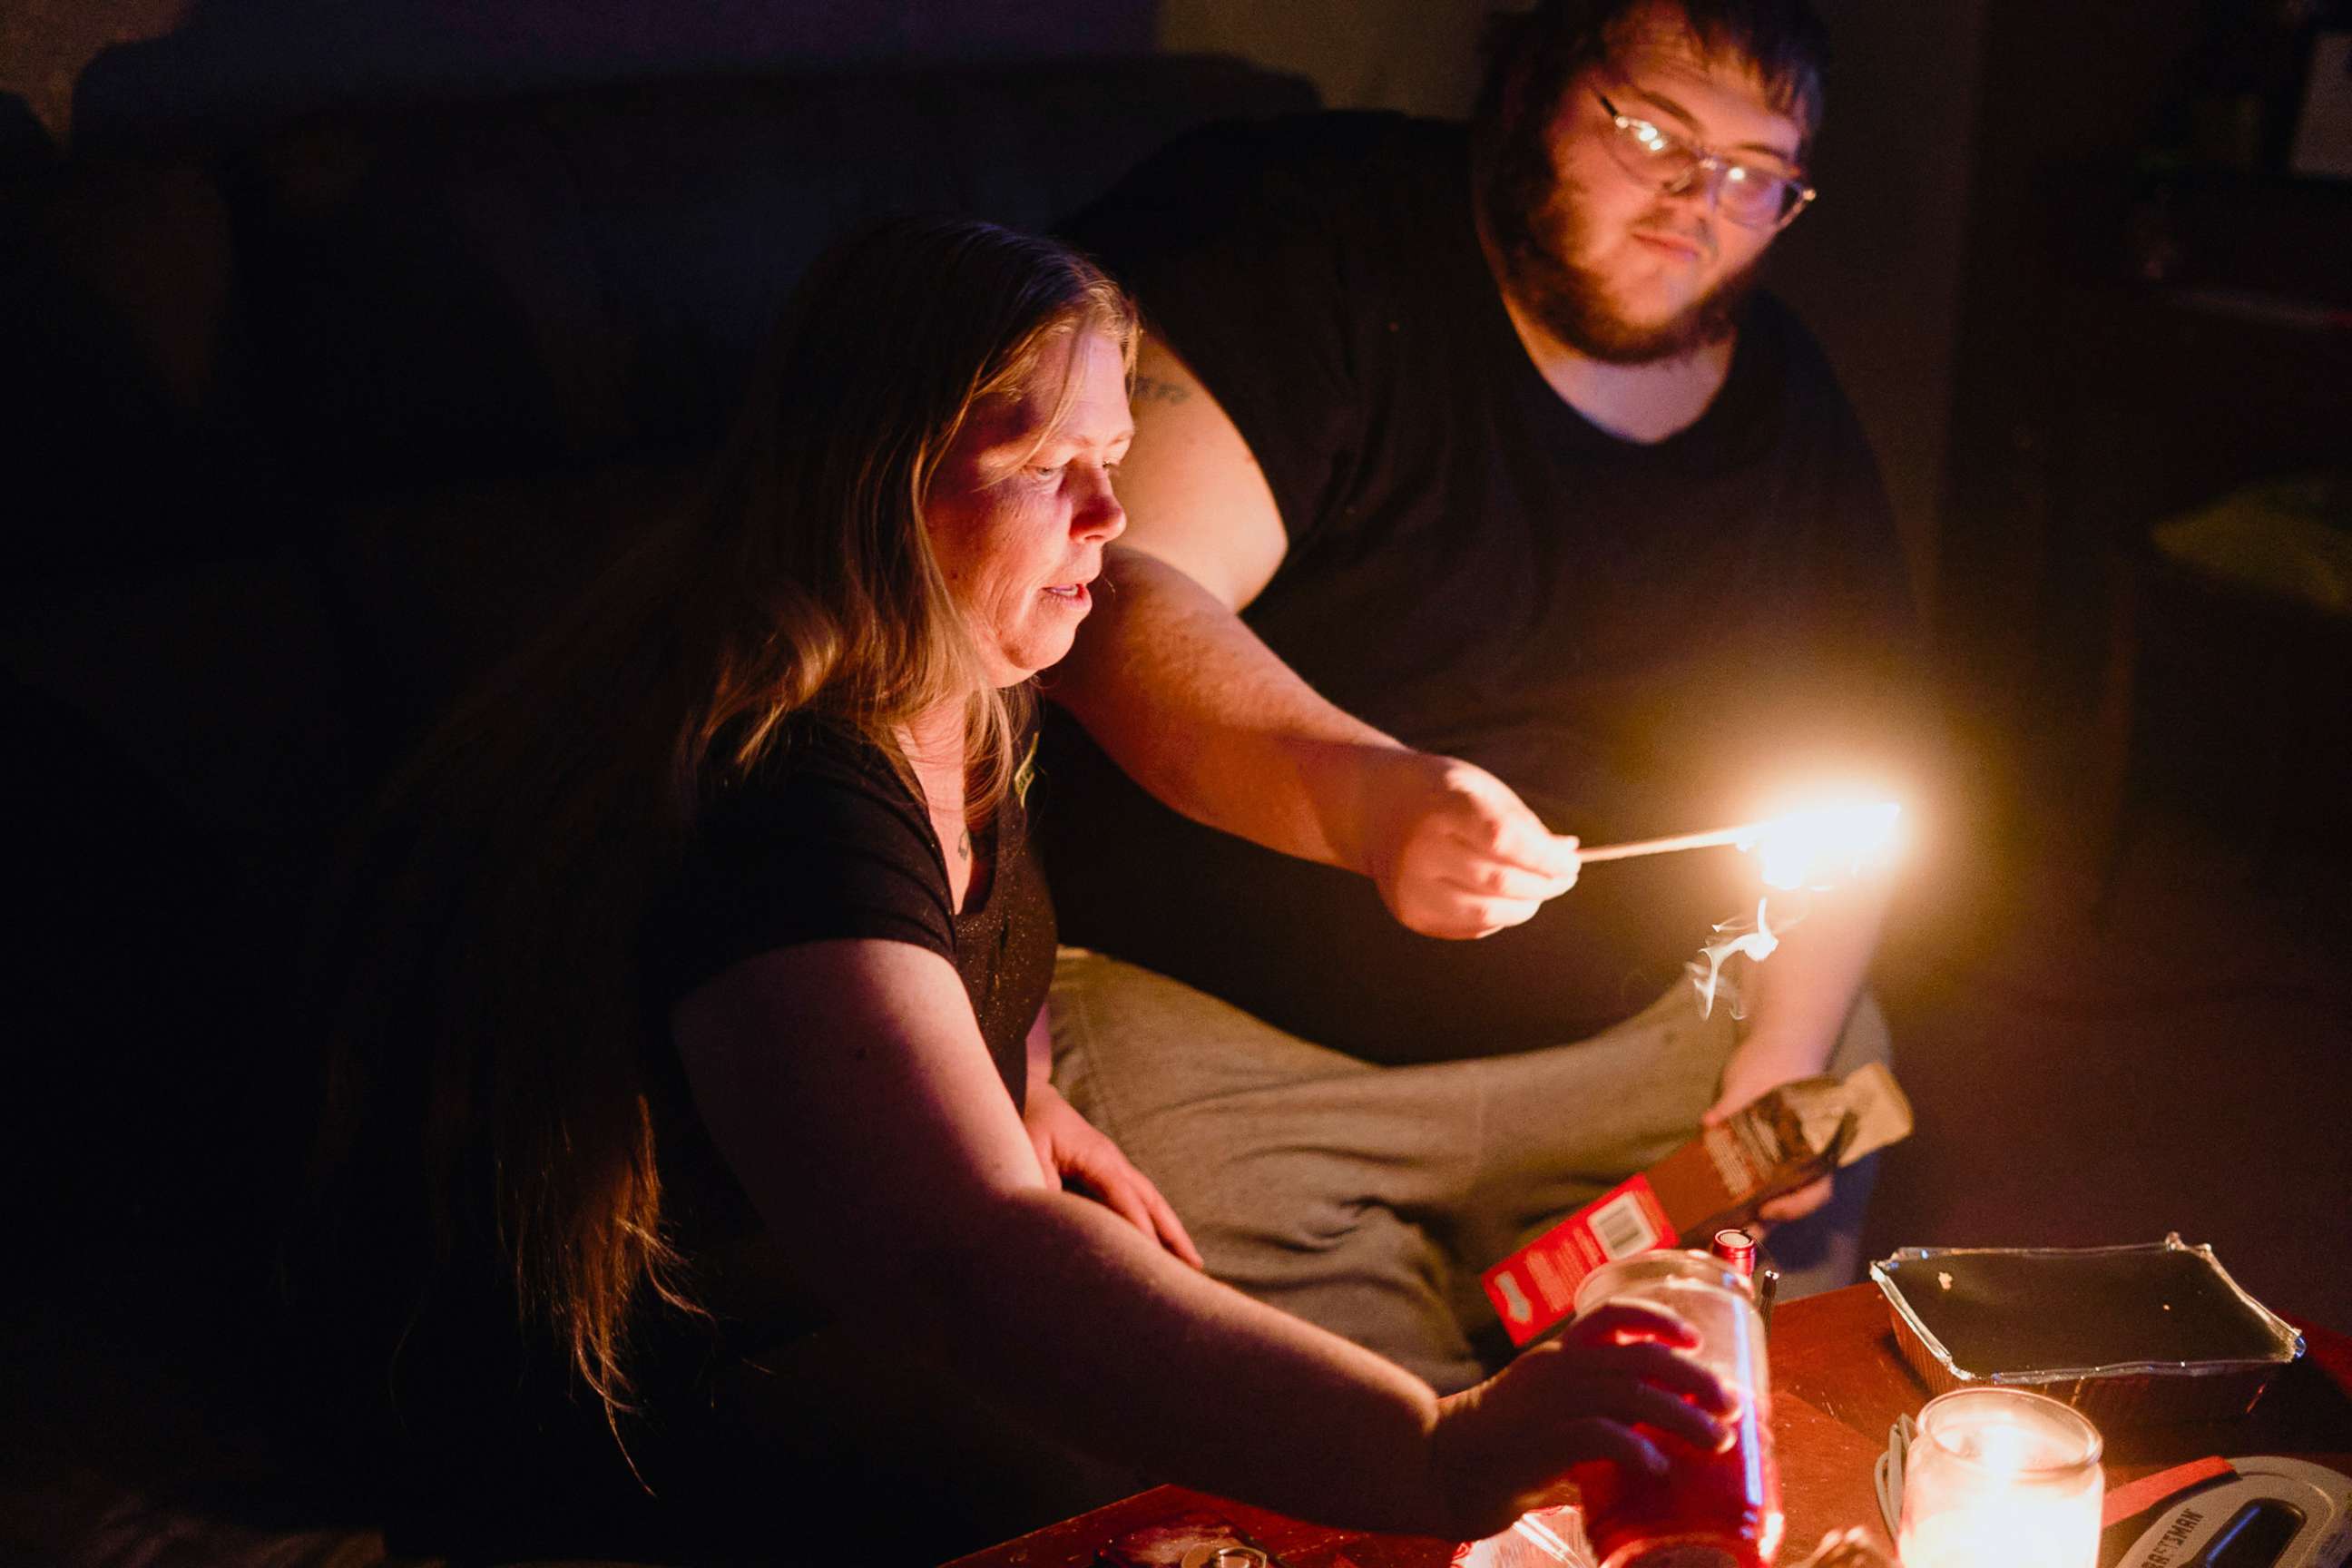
1483, 1063, 1913, 1346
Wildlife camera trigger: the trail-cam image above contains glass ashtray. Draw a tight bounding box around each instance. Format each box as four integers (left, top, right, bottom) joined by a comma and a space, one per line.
1870, 1234, 2304, 1426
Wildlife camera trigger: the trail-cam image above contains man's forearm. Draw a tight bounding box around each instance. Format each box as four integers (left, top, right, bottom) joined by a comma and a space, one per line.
1048, 544, 1406, 873
1731, 876, 1891, 1081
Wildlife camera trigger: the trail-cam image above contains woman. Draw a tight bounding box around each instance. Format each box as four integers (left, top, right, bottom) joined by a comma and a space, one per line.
306, 216, 1734, 1563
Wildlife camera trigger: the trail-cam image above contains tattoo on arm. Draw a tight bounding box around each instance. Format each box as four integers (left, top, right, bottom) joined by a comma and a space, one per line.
1132, 374, 1192, 407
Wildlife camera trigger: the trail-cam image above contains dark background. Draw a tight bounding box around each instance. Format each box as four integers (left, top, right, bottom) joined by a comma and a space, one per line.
3, 0, 2347, 1558
8, 0, 2345, 858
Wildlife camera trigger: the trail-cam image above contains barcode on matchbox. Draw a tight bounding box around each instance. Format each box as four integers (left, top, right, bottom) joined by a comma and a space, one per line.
1590, 1190, 1659, 1259
1484, 1175, 1678, 1346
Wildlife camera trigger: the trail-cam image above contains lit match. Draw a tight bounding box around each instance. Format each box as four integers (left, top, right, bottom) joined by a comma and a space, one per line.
1580, 799, 1904, 889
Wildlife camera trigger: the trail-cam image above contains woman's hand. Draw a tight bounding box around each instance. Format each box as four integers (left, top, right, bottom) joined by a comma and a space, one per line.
1356, 750, 1580, 939
1023, 1083, 1205, 1269
1427, 1300, 1737, 1541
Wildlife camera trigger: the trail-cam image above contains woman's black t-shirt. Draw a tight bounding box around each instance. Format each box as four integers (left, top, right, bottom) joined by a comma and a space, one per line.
641, 715, 1055, 1338
650, 715, 1054, 1103
299, 716, 1055, 1561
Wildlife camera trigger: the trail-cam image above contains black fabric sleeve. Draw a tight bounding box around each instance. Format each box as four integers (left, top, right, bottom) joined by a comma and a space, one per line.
1065, 114, 1380, 556
658, 730, 955, 1007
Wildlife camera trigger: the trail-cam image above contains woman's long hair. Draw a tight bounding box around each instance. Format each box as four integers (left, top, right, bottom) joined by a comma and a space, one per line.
312, 217, 1136, 1428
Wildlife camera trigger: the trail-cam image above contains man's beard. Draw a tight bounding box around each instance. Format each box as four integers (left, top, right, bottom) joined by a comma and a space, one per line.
1481, 124, 1760, 366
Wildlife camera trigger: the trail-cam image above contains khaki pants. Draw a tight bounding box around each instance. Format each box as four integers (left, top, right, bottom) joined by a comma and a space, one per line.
1050, 947, 1890, 1394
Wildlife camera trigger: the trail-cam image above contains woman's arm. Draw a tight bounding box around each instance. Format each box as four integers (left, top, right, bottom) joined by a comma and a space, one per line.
675, 940, 1733, 1539
1021, 1007, 1203, 1268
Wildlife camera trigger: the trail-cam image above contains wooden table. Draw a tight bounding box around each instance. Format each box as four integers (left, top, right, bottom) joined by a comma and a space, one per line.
948, 1283, 2352, 1567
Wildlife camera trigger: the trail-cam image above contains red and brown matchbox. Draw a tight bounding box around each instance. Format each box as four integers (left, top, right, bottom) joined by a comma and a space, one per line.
1484, 1063, 1913, 1347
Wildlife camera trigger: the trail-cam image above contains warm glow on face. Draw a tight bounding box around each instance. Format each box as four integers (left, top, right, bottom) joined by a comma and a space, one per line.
1740, 799, 1903, 890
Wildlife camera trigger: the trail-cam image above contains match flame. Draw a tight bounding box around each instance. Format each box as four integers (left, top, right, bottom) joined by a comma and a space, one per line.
1740, 799, 1903, 890
1640, 795, 1905, 1017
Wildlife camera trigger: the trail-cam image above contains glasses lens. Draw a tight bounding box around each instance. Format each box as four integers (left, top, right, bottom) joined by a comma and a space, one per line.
1715, 164, 1789, 228
1604, 115, 1697, 187
1600, 95, 1808, 230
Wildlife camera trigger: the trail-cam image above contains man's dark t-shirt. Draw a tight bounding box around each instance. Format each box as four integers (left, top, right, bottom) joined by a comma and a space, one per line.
1042, 113, 1921, 1063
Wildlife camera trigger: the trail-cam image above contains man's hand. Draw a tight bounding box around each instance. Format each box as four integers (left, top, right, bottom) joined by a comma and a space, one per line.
1704, 1027, 1838, 1229
1023, 1083, 1205, 1269
1356, 751, 1580, 939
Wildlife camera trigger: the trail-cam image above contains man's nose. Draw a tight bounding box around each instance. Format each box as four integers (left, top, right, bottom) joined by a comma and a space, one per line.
1663, 159, 1728, 211
1651, 170, 1720, 242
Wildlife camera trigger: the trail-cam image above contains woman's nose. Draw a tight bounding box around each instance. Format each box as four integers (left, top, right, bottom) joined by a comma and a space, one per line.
1073, 462, 1126, 543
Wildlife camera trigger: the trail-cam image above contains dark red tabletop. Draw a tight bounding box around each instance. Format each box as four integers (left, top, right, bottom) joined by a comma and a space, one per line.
947, 1283, 2352, 1567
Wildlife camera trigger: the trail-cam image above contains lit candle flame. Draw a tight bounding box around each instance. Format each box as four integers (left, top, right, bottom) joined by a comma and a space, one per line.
1972, 1422, 2032, 1476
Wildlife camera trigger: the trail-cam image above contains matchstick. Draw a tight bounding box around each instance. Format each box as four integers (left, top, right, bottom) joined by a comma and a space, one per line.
1575, 822, 1761, 864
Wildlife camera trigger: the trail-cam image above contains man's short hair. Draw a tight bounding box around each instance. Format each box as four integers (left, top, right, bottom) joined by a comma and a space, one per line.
1475, 0, 1831, 160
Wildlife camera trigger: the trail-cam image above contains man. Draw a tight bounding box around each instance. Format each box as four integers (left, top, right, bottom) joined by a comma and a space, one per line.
1038, 0, 1924, 1393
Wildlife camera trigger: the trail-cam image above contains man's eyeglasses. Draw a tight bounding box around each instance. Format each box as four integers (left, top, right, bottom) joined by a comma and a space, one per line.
1593, 91, 1817, 232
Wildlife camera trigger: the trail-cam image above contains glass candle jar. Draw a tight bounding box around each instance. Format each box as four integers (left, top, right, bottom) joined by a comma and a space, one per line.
1895, 1388, 2103, 1568
1568, 1250, 1783, 1568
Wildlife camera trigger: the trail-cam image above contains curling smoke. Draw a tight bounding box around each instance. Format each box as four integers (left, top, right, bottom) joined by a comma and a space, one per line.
1690, 895, 1785, 1020
1686, 799, 1903, 1017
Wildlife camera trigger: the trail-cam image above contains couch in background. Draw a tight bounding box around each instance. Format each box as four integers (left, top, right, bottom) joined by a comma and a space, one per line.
0, 50, 1313, 1565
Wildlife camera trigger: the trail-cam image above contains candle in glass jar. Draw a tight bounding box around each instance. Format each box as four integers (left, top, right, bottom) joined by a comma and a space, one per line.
1896, 1388, 2102, 1568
